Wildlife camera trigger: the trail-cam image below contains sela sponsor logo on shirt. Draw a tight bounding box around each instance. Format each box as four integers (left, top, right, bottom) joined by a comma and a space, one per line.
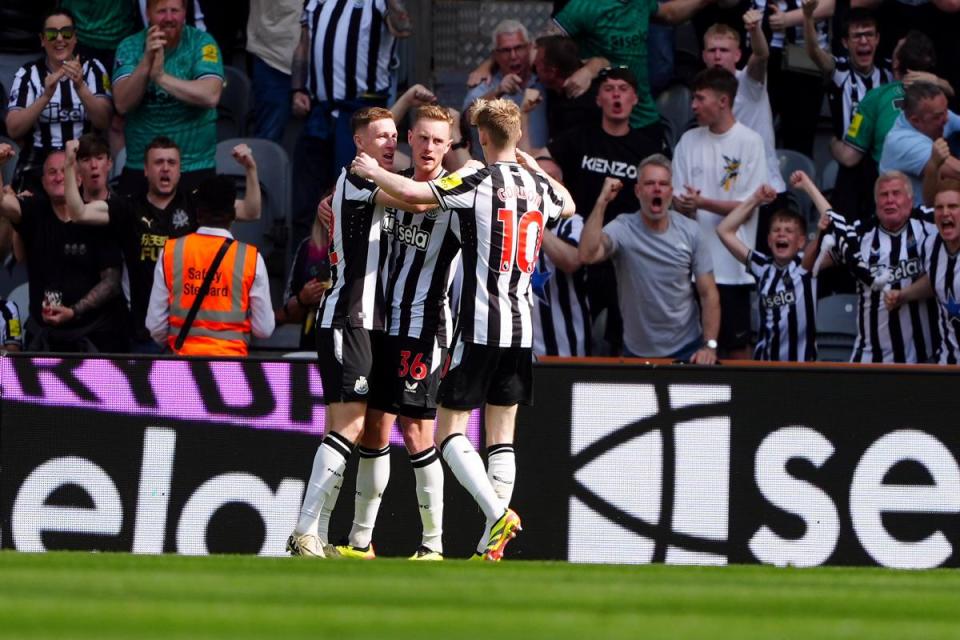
569, 382, 960, 569
497, 186, 543, 209
878, 257, 923, 282
395, 222, 430, 251
761, 290, 796, 309
41, 103, 84, 123
580, 156, 637, 180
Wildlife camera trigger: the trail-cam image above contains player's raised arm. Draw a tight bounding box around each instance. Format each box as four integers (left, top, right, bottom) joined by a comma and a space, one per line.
352, 152, 438, 205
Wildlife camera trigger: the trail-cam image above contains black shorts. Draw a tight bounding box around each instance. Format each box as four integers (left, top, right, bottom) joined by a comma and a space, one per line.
368, 334, 447, 420
717, 284, 753, 349
437, 340, 533, 410
316, 326, 383, 404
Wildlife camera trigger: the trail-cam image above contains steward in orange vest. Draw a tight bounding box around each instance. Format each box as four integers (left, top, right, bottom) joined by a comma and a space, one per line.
148, 176, 275, 355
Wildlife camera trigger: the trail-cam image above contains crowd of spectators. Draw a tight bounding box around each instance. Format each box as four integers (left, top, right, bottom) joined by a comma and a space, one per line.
1, 0, 959, 366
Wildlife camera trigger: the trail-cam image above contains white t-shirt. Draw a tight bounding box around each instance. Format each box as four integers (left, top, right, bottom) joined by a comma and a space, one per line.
734, 68, 785, 193
672, 121, 768, 285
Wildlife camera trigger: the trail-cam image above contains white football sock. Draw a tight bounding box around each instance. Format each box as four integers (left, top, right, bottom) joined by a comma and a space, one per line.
476, 443, 516, 553
440, 434, 503, 522
348, 445, 390, 549
295, 432, 352, 536
411, 446, 444, 552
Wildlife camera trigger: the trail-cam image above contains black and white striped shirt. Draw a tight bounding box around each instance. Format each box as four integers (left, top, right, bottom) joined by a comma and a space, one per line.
532, 216, 591, 357
827, 57, 893, 139
833, 214, 939, 363
317, 168, 389, 330
301, 0, 397, 103
756, 0, 828, 49
383, 170, 461, 347
429, 162, 566, 348
0, 298, 23, 349
923, 234, 960, 365
7, 57, 111, 167
747, 251, 817, 361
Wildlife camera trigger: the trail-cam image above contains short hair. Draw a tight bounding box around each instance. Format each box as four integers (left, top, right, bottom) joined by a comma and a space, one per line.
874, 170, 913, 201
469, 98, 521, 148
76, 133, 110, 160
41, 8, 76, 29
414, 104, 455, 127
351, 106, 394, 133
896, 30, 937, 73
147, 0, 185, 10
843, 8, 878, 35
769, 208, 807, 235
936, 179, 960, 196
535, 35, 581, 77
638, 153, 672, 179
692, 66, 738, 105
903, 81, 943, 117
491, 19, 529, 48
703, 23, 741, 48
144, 135, 180, 162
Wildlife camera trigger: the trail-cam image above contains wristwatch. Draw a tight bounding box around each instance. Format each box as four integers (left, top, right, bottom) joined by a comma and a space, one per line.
705, 339, 718, 350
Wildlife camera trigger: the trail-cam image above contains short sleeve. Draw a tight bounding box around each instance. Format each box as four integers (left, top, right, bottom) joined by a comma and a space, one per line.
692, 226, 714, 276
883, 132, 931, 176
428, 167, 484, 211
552, 0, 587, 37
193, 30, 224, 80
344, 173, 378, 204
844, 92, 875, 152
601, 216, 625, 257
113, 33, 143, 83
542, 181, 566, 221
557, 215, 583, 247
7, 65, 35, 110
83, 58, 112, 97
746, 249, 771, 278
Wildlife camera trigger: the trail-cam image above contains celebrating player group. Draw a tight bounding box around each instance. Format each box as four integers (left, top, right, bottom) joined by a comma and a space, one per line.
287, 98, 575, 562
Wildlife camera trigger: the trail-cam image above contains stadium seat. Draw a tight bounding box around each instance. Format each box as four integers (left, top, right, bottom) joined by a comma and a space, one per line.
0, 136, 19, 187
655, 84, 693, 149
777, 149, 817, 224
816, 293, 858, 362
818, 159, 839, 194
217, 66, 252, 141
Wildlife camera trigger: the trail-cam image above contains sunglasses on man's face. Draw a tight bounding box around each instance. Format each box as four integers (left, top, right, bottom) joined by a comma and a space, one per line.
43, 27, 76, 42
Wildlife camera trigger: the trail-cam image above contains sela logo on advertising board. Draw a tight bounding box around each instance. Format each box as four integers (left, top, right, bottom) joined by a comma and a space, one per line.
570, 382, 960, 569
569, 383, 731, 566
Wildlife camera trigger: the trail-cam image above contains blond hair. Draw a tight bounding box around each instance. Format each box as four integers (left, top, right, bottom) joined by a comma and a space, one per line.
469, 98, 521, 149
414, 105, 455, 126
703, 23, 741, 47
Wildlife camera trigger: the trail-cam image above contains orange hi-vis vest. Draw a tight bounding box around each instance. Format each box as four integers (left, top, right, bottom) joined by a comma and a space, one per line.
162, 233, 258, 356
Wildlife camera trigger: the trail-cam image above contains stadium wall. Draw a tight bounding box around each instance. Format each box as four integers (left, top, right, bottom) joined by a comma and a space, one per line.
1, 354, 958, 568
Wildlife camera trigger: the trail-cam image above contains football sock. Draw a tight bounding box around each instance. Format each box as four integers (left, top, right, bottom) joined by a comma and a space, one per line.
316, 471, 342, 545
348, 445, 391, 549
476, 443, 516, 553
411, 446, 444, 553
440, 434, 503, 522
296, 432, 353, 537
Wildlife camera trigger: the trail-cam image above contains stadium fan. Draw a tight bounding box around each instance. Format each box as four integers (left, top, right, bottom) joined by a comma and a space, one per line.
113, 0, 224, 198
350, 98, 575, 561
717, 179, 820, 362
4, 8, 112, 194
245, 0, 301, 142
886, 180, 960, 364
671, 67, 767, 360
144, 174, 274, 355
579, 156, 720, 364
0, 144, 127, 353
806, 170, 939, 363
63, 136, 262, 353
531, 35, 601, 139
273, 213, 330, 351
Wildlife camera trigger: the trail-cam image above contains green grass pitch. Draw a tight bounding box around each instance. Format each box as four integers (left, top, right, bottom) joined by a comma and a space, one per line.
1, 551, 958, 639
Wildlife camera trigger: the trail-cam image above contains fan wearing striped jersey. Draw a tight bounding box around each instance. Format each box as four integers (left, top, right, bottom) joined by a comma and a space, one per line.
352, 98, 575, 560
717, 180, 820, 361
886, 181, 960, 364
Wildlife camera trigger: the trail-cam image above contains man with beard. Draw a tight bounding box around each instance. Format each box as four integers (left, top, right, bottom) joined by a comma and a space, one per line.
580, 155, 720, 364
63, 136, 261, 352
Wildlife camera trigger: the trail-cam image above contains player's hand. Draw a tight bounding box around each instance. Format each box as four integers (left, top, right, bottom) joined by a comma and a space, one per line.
599, 177, 623, 204
43, 304, 75, 326
316, 195, 333, 231
64, 139, 79, 167
790, 169, 813, 191
350, 152, 379, 179
931, 137, 951, 167
801, 0, 818, 19
521, 87, 542, 113
690, 346, 718, 365
884, 289, 904, 310
768, 4, 787, 31
0, 143, 16, 166
515, 148, 542, 173
292, 91, 311, 118
297, 279, 327, 306
743, 8, 763, 31
498, 73, 523, 96
232, 143, 256, 170
563, 65, 595, 99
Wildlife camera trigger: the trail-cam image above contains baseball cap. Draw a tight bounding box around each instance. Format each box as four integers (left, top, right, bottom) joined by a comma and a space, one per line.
598, 65, 639, 93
